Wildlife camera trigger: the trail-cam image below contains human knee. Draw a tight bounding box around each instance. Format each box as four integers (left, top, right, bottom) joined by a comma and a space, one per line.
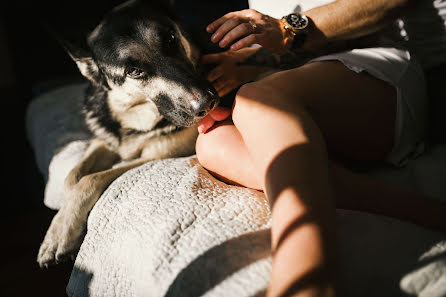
236, 81, 265, 99
195, 132, 215, 169
195, 125, 230, 169
233, 80, 306, 128
232, 82, 274, 126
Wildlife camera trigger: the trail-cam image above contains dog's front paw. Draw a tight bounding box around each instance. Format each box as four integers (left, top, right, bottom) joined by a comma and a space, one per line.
37, 207, 86, 268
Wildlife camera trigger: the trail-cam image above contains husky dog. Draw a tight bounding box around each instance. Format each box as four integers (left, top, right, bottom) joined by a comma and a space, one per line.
37, 0, 219, 267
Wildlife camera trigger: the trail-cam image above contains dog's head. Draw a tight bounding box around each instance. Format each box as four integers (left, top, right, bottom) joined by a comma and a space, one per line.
66, 0, 219, 129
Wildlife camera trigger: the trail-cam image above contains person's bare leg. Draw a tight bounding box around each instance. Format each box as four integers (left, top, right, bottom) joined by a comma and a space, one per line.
230, 77, 336, 297
330, 162, 446, 232
196, 60, 441, 297
196, 120, 261, 189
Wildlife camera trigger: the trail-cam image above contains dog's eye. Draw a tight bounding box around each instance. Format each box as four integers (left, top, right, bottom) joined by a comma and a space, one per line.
163, 30, 177, 55
167, 31, 175, 45
126, 67, 146, 79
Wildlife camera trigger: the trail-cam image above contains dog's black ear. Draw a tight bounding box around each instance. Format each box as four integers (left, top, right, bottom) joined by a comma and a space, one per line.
62, 41, 109, 88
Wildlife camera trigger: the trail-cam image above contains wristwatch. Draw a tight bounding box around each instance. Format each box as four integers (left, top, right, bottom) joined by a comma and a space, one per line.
280, 13, 309, 50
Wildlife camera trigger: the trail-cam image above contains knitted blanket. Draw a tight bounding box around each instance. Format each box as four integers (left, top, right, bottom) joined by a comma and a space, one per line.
26, 83, 446, 297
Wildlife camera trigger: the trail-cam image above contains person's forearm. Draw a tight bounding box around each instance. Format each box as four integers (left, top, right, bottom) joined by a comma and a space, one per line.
302, 0, 416, 51
238, 47, 314, 70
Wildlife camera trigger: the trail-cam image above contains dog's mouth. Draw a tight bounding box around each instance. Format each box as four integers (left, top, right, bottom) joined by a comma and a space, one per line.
154, 86, 220, 127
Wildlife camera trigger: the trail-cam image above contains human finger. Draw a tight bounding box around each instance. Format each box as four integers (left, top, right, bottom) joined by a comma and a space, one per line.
206, 13, 234, 33
230, 34, 258, 51
207, 9, 258, 32
207, 65, 224, 82
213, 77, 238, 97
209, 107, 231, 121
197, 114, 215, 134
218, 22, 256, 48
200, 53, 224, 65
217, 82, 237, 97
218, 84, 238, 97
211, 17, 242, 44
212, 77, 231, 95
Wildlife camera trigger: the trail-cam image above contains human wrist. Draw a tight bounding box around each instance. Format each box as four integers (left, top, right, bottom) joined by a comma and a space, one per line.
300, 12, 329, 53
279, 13, 326, 54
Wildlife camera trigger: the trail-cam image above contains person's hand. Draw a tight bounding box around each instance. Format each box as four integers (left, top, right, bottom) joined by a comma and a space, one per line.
201, 47, 273, 97
198, 107, 231, 134
206, 9, 287, 52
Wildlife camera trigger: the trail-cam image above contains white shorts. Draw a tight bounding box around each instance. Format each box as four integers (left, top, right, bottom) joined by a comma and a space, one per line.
308, 47, 428, 167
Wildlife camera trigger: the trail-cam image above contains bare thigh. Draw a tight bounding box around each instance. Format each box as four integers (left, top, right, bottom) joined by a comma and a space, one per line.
248, 61, 397, 162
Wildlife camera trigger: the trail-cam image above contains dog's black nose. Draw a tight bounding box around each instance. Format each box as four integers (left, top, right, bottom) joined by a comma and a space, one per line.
191, 89, 219, 117
194, 98, 218, 117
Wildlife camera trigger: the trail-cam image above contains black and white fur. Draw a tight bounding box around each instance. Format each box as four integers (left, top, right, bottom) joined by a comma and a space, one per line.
37, 0, 219, 267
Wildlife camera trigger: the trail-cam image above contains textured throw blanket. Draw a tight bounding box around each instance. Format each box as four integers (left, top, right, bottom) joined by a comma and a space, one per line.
26, 83, 446, 297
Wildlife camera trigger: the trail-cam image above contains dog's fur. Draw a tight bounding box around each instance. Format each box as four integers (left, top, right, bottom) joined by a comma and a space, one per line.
37, 0, 219, 267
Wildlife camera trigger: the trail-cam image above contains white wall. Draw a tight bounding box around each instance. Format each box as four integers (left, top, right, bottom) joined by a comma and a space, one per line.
248, 0, 335, 18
